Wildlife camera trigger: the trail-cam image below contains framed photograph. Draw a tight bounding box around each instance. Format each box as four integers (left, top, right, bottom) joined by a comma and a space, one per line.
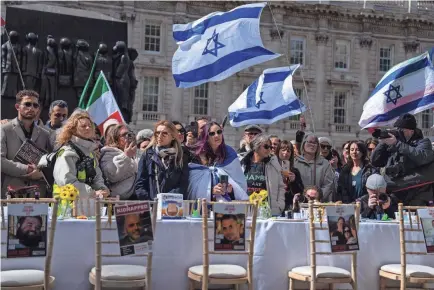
327, 206, 359, 253
13, 139, 47, 165
417, 208, 434, 254
7, 203, 48, 258
214, 203, 246, 251
115, 202, 153, 256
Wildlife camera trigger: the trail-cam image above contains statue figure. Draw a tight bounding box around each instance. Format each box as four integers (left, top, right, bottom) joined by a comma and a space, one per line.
127, 48, 138, 124
40, 35, 58, 108
94, 43, 112, 85
57, 37, 76, 108
1, 30, 22, 99
22, 32, 43, 91
112, 41, 130, 122
73, 39, 92, 104
58, 37, 74, 87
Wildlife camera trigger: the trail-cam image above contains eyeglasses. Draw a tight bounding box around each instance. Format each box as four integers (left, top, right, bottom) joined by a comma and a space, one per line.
320, 144, 331, 150
53, 113, 67, 119
22, 102, 40, 109
155, 131, 169, 138
209, 129, 223, 137
263, 144, 271, 150
367, 147, 375, 152
177, 129, 186, 134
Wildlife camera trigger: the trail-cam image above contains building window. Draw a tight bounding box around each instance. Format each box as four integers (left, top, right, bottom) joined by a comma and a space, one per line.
144, 24, 161, 52
290, 38, 305, 65
333, 91, 347, 124
379, 46, 393, 72
334, 40, 350, 70
193, 83, 209, 115
142, 76, 159, 112
421, 109, 433, 129
288, 88, 304, 121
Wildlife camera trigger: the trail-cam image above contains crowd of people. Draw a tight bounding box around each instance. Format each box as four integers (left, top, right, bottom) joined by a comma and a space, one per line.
2, 90, 434, 220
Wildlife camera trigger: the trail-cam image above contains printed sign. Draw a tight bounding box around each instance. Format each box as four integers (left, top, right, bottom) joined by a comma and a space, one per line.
214, 203, 246, 251
115, 202, 153, 256
327, 206, 359, 253
417, 208, 434, 254
13, 139, 47, 165
7, 203, 48, 258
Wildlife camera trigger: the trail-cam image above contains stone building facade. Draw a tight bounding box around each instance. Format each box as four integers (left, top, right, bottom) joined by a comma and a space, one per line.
3, 1, 434, 147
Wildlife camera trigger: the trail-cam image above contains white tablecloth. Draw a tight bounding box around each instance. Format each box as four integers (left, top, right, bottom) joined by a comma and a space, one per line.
2, 219, 434, 290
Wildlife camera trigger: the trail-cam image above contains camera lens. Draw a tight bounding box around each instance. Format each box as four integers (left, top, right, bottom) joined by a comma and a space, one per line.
378, 193, 388, 203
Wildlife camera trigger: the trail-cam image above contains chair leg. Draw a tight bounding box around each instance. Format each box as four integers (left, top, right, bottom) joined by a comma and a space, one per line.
289, 278, 294, 290
234, 284, 239, 290
189, 279, 195, 290
328, 284, 334, 290
379, 277, 386, 290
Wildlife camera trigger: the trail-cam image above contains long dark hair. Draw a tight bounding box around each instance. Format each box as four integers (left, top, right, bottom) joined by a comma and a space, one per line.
331, 149, 343, 170
193, 122, 226, 164
276, 140, 294, 170
346, 140, 369, 168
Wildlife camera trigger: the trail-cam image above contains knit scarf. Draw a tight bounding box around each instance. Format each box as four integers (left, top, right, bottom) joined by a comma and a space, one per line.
155, 146, 177, 169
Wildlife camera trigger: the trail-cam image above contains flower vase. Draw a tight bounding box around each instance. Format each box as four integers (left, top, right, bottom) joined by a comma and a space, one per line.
258, 203, 271, 219
58, 201, 72, 220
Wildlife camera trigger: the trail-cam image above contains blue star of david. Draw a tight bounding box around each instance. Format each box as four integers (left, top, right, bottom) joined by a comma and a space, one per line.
202, 29, 225, 57
255, 92, 266, 109
384, 84, 403, 105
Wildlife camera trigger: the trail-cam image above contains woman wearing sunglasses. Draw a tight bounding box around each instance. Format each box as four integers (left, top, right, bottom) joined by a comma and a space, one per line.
187, 122, 248, 201
239, 134, 286, 216
135, 120, 189, 200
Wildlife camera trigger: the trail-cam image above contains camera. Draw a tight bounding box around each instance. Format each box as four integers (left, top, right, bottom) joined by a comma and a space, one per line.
372, 128, 399, 139
77, 157, 97, 184
126, 132, 136, 144
378, 193, 389, 204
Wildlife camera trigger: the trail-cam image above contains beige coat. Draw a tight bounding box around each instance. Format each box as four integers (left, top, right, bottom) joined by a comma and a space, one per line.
1, 118, 52, 197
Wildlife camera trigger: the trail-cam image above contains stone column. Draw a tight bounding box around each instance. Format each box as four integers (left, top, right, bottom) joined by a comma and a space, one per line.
314, 31, 329, 132
359, 35, 373, 115
170, 81, 183, 122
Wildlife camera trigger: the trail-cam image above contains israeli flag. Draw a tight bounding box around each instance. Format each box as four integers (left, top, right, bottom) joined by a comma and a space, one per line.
228, 65, 306, 127
359, 48, 434, 129
172, 2, 280, 88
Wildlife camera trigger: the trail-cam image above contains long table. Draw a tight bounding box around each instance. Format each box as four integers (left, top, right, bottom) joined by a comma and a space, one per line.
2, 219, 434, 290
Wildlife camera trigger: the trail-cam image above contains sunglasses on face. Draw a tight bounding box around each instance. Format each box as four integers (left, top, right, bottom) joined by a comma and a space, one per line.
320, 144, 331, 150
177, 129, 186, 134
263, 144, 271, 150
155, 131, 169, 138
22, 102, 40, 109
53, 113, 67, 119
209, 129, 223, 137
368, 147, 375, 152
247, 132, 258, 136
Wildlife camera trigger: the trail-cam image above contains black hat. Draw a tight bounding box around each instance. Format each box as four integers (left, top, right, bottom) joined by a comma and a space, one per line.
393, 113, 417, 130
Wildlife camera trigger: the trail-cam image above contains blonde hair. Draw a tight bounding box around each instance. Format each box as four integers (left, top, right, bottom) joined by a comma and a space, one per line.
145, 120, 183, 168
56, 111, 95, 146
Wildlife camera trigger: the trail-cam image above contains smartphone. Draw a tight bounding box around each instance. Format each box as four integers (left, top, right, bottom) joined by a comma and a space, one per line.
281, 160, 290, 172
220, 175, 228, 193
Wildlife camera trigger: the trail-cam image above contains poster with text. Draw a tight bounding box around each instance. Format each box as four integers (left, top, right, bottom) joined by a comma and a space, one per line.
214, 203, 246, 251
418, 208, 434, 254
7, 203, 48, 258
115, 202, 153, 256
327, 206, 359, 253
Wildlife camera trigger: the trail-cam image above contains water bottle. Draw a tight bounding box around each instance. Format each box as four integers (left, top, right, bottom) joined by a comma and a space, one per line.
35, 191, 40, 200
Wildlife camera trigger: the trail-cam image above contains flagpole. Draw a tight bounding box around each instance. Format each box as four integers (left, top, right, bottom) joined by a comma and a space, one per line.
78, 49, 100, 108
3, 27, 26, 90
267, 2, 315, 133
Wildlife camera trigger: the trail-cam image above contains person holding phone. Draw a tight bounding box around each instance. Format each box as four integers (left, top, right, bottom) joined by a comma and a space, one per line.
99, 124, 138, 200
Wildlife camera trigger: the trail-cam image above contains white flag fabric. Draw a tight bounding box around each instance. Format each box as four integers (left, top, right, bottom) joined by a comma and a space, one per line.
228, 65, 306, 127
359, 48, 434, 129
172, 2, 280, 88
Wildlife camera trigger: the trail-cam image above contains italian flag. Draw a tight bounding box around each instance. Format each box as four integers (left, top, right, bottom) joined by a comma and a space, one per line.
83, 71, 123, 132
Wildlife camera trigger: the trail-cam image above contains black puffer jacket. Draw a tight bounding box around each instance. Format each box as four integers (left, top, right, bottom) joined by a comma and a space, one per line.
337, 163, 377, 203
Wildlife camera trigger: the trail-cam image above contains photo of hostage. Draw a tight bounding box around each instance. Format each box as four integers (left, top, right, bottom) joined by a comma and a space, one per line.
329, 215, 358, 246
11, 216, 45, 249
217, 214, 244, 245
118, 213, 153, 247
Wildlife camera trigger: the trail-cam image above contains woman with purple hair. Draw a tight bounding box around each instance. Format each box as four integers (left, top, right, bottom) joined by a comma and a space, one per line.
187, 122, 248, 201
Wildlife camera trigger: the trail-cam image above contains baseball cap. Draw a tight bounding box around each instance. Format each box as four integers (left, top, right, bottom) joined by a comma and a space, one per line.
244, 125, 263, 133
366, 174, 387, 190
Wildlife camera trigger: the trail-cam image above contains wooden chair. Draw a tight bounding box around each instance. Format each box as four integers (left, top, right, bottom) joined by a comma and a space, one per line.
89, 198, 158, 290
0, 197, 59, 290
288, 201, 360, 290
379, 203, 434, 290
187, 199, 259, 290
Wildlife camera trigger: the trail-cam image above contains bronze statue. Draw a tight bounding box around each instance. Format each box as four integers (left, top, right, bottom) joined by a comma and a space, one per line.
127, 48, 138, 124
22, 32, 43, 91
1, 30, 22, 98
40, 35, 58, 108
58, 37, 74, 87
112, 41, 130, 122
74, 39, 92, 103
94, 43, 112, 85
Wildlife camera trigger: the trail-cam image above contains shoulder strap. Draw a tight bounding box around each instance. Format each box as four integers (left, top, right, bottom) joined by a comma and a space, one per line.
68, 141, 87, 162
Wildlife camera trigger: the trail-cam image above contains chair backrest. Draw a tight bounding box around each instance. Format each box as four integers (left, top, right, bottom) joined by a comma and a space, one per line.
199, 199, 259, 290
93, 198, 158, 290
397, 203, 430, 290
305, 200, 360, 290
0, 197, 59, 289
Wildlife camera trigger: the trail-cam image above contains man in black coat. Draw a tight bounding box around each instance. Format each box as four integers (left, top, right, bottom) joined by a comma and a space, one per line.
371, 113, 434, 205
